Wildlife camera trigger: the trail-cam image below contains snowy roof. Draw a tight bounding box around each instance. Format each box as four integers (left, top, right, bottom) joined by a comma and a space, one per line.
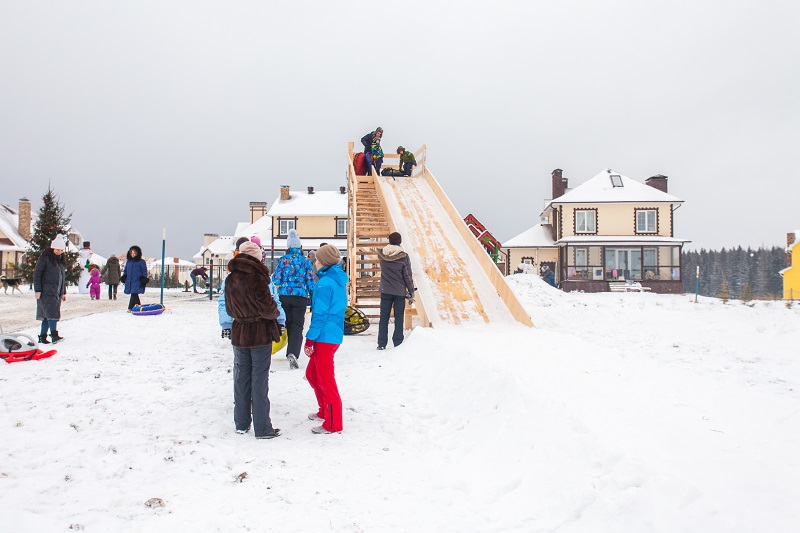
546, 169, 683, 209
0, 204, 29, 251
234, 215, 273, 241
234, 222, 250, 236
557, 235, 691, 246
503, 224, 557, 248
151, 257, 196, 267
194, 236, 236, 259
269, 238, 347, 251
268, 190, 348, 217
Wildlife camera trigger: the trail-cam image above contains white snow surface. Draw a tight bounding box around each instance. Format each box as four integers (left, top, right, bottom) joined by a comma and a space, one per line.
1, 280, 799, 531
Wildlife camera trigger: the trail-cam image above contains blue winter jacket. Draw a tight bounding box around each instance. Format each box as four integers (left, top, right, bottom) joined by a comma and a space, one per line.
218, 276, 285, 329
306, 263, 348, 345
123, 258, 148, 295
272, 248, 315, 298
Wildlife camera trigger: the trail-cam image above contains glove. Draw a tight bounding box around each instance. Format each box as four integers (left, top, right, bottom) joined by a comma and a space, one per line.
140, 276, 149, 286
221, 328, 231, 339
406, 296, 415, 305
304, 338, 315, 357
120, 274, 127, 283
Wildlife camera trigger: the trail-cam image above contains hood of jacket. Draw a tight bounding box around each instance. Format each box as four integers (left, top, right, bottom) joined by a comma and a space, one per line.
126, 246, 143, 261
379, 244, 407, 261
106, 256, 119, 267
316, 263, 348, 287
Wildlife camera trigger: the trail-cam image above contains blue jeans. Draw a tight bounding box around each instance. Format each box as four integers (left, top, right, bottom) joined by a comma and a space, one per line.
402, 162, 414, 176
378, 293, 406, 348
40, 319, 58, 336
233, 345, 275, 436
190, 273, 197, 291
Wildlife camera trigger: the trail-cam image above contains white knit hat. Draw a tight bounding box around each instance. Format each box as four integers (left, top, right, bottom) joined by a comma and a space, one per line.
50, 234, 67, 250
286, 229, 302, 249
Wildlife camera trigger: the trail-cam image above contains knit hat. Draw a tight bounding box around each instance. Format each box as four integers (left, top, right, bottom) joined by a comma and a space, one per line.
250, 235, 261, 246
315, 244, 340, 267
239, 242, 262, 262
286, 229, 301, 249
388, 232, 402, 246
50, 234, 67, 250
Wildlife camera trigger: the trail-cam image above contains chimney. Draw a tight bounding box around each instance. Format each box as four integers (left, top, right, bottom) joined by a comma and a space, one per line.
203, 233, 219, 246
645, 174, 668, 193
789, 232, 797, 268
249, 201, 267, 224
551, 169, 568, 200
280, 185, 290, 201
18, 197, 31, 241
173, 257, 180, 264
307, 186, 315, 194
340, 186, 346, 194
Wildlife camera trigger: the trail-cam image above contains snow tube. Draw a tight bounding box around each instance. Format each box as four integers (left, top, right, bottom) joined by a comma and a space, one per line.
1, 333, 57, 363
354, 152, 367, 175
272, 329, 288, 355
344, 305, 370, 335
132, 303, 165, 316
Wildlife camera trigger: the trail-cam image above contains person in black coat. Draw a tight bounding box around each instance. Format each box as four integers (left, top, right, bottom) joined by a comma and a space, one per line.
360, 126, 383, 177
377, 232, 415, 350
33, 234, 68, 344
122, 245, 148, 311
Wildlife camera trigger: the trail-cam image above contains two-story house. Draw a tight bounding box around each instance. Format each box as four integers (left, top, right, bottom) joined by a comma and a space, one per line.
506, 169, 689, 294
267, 185, 348, 263
780, 230, 800, 300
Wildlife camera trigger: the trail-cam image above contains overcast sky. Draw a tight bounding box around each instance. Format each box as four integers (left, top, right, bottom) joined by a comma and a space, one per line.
2, 1, 798, 261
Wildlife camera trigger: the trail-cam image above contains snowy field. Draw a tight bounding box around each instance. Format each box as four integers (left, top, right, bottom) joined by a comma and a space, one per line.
1, 278, 799, 532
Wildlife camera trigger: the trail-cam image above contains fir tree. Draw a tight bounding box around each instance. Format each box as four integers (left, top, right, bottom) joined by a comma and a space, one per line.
717, 281, 731, 303
18, 187, 82, 285
740, 282, 754, 302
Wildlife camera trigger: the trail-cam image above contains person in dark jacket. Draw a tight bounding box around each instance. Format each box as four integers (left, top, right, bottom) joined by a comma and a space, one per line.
190, 266, 208, 293
33, 234, 68, 344
271, 229, 315, 370
122, 245, 148, 311
397, 146, 417, 176
541, 264, 557, 287
101, 254, 121, 300
377, 232, 415, 350
225, 241, 282, 439
360, 126, 383, 176
303, 244, 348, 434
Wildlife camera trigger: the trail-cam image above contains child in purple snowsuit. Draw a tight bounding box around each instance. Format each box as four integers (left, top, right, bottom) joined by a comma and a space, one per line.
87, 268, 102, 300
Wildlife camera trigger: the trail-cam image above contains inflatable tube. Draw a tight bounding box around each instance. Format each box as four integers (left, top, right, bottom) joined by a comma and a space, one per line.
132, 303, 166, 316
272, 329, 288, 355
344, 305, 370, 335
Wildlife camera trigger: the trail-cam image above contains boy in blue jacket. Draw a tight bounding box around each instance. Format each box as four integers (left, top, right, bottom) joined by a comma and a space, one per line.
303, 244, 347, 434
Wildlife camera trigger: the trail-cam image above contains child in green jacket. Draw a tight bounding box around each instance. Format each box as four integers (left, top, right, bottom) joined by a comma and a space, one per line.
397, 146, 416, 176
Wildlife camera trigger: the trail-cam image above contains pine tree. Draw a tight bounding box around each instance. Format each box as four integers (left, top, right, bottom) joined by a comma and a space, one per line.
740, 282, 754, 302
717, 281, 731, 303
18, 187, 82, 285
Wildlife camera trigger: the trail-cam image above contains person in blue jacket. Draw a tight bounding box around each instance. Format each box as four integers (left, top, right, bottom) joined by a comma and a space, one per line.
122, 245, 148, 311
541, 264, 557, 288
272, 229, 315, 370
303, 244, 347, 434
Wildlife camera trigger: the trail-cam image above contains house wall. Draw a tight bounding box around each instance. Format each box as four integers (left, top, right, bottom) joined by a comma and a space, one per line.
272, 215, 345, 239
559, 203, 673, 237
507, 247, 558, 274
784, 247, 800, 300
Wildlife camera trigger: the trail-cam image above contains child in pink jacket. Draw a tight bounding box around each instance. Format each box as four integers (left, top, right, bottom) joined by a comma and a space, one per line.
87, 268, 102, 300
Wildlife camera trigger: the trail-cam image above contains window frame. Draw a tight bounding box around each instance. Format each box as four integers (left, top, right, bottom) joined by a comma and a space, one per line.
635, 208, 658, 234
278, 218, 296, 236
335, 218, 348, 236
573, 208, 598, 234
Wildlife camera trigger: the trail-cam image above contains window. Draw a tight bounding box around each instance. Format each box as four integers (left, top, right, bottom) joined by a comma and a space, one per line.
279, 219, 295, 236
610, 174, 624, 187
336, 218, 348, 236
636, 209, 657, 233
575, 210, 596, 233
575, 248, 588, 266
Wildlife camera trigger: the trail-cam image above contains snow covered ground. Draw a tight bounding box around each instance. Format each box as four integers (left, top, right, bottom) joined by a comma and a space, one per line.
1, 278, 799, 532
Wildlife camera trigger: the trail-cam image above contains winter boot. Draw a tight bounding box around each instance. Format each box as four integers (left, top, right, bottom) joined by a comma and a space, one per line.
287, 353, 299, 370
50, 331, 64, 344
38, 334, 50, 345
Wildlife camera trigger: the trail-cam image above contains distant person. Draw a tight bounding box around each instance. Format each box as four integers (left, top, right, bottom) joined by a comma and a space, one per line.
272, 229, 315, 370
225, 241, 282, 439
33, 234, 68, 344
304, 244, 348, 434
541, 264, 557, 287
233, 237, 250, 258
397, 146, 417, 176
190, 266, 208, 293
101, 254, 121, 300
122, 245, 148, 312
360, 126, 383, 176
377, 232, 415, 350
250, 235, 268, 265
86, 267, 102, 300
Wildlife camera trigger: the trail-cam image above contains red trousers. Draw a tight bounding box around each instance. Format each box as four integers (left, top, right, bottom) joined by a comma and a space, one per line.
305, 342, 343, 432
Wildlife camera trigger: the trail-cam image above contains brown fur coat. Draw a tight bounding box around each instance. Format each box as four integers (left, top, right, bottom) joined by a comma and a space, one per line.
224, 255, 281, 348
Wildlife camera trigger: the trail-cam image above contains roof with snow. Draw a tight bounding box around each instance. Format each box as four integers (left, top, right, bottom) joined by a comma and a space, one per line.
151, 257, 196, 267
234, 215, 273, 241
0, 204, 28, 252
268, 190, 348, 217
503, 224, 556, 248
194, 236, 236, 259
546, 169, 683, 208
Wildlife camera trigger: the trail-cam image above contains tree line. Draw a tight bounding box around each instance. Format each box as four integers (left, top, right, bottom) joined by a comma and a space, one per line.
681, 247, 788, 300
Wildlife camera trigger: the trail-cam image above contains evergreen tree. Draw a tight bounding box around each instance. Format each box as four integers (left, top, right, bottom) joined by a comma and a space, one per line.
740, 282, 754, 302
717, 281, 731, 303
18, 187, 82, 285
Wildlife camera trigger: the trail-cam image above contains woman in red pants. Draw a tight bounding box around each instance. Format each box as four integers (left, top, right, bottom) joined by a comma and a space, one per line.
303, 244, 348, 434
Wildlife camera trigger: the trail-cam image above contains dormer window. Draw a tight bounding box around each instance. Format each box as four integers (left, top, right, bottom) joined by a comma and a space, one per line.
610, 174, 623, 187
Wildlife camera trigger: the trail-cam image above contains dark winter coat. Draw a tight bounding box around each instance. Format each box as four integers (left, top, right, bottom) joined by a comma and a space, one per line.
542, 267, 556, 287
378, 245, 415, 297
33, 249, 67, 320
101, 256, 121, 285
191, 266, 208, 279
123, 246, 148, 295
361, 130, 379, 153
225, 254, 281, 348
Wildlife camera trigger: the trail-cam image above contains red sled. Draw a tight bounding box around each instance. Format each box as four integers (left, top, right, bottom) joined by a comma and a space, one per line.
353, 152, 368, 176
1, 348, 57, 364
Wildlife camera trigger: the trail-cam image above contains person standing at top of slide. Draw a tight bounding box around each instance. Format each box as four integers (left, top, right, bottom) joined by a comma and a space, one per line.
360, 126, 383, 176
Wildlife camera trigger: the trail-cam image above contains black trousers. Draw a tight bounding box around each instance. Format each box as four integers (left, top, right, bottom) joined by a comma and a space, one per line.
279, 295, 308, 358
108, 284, 118, 299
128, 293, 141, 310
378, 293, 406, 348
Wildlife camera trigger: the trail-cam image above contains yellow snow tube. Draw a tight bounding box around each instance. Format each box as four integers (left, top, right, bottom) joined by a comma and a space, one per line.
272, 329, 288, 355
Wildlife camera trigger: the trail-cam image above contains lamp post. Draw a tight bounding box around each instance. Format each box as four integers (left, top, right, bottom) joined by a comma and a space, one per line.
160, 227, 166, 306
695, 265, 699, 304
